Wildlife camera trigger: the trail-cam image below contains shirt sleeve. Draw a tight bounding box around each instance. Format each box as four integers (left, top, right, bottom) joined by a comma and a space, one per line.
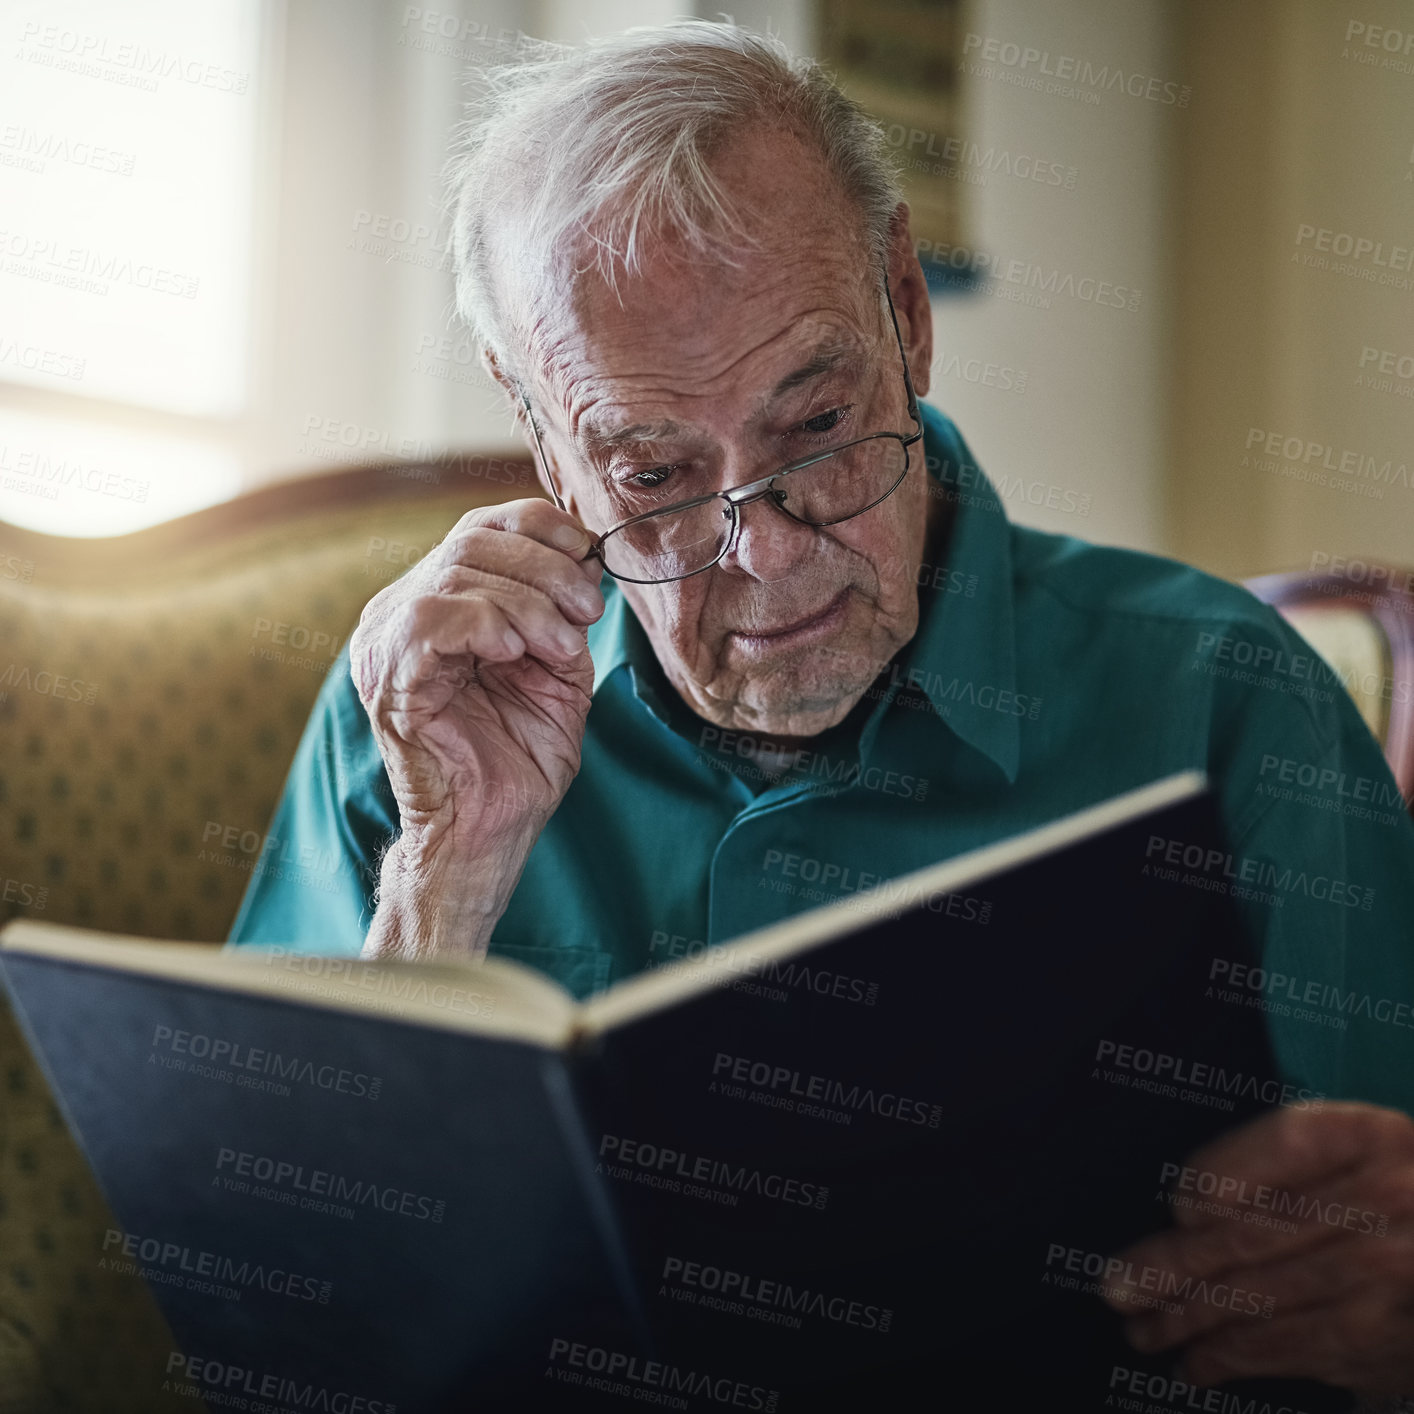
225, 641, 398, 955
1210, 607, 1414, 1115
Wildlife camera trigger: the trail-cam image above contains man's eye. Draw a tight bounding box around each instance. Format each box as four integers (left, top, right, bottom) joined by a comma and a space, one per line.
628, 465, 677, 489
799, 406, 851, 437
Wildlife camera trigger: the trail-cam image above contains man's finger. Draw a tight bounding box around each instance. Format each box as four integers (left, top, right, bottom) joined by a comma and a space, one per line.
1175, 1288, 1400, 1391
1116, 1224, 1371, 1357
437, 523, 604, 623
1175, 1104, 1414, 1213
388, 595, 526, 695
1118, 1153, 1400, 1294
423, 572, 587, 666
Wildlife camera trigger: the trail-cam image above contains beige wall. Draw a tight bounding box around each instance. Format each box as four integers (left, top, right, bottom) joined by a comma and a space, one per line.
1170, 0, 1414, 580
82, 0, 1408, 581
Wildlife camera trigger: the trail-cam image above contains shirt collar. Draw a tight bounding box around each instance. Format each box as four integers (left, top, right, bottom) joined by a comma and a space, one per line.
586, 399, 1020, 782
898, 399, 1021, 784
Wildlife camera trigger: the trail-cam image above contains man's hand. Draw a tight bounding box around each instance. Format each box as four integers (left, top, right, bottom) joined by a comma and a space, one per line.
349, 499, 604, 960
1100, 1102, 1414, 1395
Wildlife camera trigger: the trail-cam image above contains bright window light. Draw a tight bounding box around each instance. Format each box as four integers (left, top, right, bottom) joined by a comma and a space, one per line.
0, 0, 261, 417
0, 409, 241, 537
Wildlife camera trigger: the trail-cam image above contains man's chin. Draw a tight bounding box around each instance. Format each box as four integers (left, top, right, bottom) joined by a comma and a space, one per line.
716, 667, 878, 740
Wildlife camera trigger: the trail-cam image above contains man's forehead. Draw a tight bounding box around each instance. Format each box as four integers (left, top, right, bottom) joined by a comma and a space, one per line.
574, 328, 872, 453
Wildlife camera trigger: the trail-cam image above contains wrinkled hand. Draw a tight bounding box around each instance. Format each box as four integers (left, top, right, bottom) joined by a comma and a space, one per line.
1101, 1102, 1414, 1396
349, 498, 603, 957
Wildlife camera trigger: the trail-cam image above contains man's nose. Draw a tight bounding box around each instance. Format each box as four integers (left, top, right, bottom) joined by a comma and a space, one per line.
718, 490, 819, 583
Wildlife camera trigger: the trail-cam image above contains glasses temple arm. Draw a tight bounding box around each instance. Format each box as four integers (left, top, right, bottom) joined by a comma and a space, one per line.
880, 256, 923, 430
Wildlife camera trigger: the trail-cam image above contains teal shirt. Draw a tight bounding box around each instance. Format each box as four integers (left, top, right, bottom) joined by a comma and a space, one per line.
227, 402, 1414, 1112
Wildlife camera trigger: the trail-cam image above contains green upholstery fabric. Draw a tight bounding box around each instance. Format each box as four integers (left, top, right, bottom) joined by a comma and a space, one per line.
0, 479, 496, 1410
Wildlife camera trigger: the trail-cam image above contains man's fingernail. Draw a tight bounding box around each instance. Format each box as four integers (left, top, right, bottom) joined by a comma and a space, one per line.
553, 524, 585, 548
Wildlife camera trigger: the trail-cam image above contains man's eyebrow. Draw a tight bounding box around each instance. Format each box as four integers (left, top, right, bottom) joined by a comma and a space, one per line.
580, 419, 686, 457
768, 338, 867, 401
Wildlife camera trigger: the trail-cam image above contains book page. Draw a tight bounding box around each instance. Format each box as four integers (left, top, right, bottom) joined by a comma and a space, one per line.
0, 922, 579, 1049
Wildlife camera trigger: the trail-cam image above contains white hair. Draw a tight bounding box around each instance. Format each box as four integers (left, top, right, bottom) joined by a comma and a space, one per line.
441, 19, 906, 388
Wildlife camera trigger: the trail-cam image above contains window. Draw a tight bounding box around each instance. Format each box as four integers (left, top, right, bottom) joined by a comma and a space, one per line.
0, 0, 263, 535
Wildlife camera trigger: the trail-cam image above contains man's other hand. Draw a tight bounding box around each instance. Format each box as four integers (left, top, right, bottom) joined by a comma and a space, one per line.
1100, 1102, 1414, 1396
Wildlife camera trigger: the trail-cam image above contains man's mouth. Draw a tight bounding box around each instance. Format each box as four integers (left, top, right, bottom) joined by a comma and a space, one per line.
729, 587, 852, 652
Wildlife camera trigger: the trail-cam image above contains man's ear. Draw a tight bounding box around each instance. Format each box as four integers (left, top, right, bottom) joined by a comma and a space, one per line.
885, 203, 933, 400
481, 346, 525, 418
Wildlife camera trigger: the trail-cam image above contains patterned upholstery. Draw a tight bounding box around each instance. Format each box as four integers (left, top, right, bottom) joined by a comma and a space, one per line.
0, 458, 528, 1410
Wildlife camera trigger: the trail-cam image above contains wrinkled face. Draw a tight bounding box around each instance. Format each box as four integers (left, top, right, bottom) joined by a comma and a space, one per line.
513, 125, 936, 740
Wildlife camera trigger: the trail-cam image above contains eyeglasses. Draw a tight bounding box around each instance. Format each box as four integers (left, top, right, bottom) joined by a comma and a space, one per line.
521, 259, 924, 585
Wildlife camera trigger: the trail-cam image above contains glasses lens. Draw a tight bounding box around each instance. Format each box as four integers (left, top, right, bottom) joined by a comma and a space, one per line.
601, 498, 733, 582
778, 436, 908, 526
598, 437, 909, 583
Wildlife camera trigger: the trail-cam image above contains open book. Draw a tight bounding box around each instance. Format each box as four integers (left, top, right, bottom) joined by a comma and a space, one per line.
0, 774, 1301, 1409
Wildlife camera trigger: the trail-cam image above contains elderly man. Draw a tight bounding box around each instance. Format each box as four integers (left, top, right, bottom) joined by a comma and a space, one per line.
230, 20, 1414, 1401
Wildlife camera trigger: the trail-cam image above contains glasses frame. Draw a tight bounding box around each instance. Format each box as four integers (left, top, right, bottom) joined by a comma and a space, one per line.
519, 256, 925, 585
